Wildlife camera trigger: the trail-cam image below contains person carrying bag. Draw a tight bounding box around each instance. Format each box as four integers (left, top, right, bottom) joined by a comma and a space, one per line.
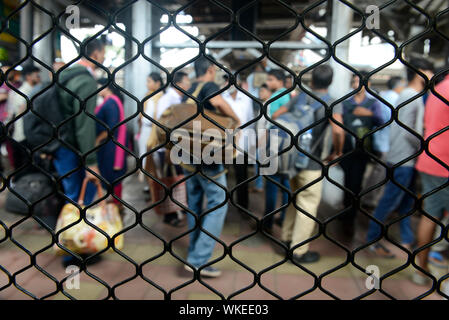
53, 178, 124, 256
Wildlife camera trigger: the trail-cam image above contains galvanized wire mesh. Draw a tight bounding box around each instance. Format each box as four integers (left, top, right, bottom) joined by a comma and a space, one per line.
0, 0, 448, 300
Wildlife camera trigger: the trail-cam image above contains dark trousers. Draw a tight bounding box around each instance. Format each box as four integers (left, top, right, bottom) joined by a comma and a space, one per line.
366, 165, 415, 245
9, 139, 33, 181
234, 163, 249, 210
233, 152, 250, 211
264, 174, 290, 229
339, 150, 370, 225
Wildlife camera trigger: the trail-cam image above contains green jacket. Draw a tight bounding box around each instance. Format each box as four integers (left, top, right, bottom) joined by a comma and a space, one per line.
58, 65, 98, 166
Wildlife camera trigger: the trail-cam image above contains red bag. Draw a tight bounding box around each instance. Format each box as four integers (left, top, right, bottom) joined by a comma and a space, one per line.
150, 164, 188, 215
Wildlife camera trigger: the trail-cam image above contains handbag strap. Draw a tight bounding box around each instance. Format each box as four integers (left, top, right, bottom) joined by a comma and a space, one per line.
78, 178, 104, 207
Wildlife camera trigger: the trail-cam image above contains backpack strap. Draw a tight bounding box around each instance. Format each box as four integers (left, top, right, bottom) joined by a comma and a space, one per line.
186, 82, 206, 104
308, 93, 333, 154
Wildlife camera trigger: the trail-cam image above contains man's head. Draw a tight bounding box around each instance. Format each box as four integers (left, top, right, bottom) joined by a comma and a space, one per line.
85, 39, 106, 66
173, 71, 191, 92
311, 64, 333, 91
259, 83, 271, 101
266, 69, 285, 91
387, 76, 406, 93
22, 65, 41, 86
407, 57, 434, 86
194, 56, 216, 81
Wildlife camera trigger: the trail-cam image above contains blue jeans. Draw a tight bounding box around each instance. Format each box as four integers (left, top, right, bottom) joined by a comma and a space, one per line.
254, 164, 264, 190
264, 174, 290, 229
183, 164, 228, 268
53, 147, 96, 205
366, 166, 415, 245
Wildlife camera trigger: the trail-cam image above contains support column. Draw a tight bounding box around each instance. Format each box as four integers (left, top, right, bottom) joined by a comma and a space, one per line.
328, 0, 353, 99
33, 0, 54, 81
20, 2, 33, 61
124, 1, 161, 132
151, 8, 161, 67
129, 0, 155, 101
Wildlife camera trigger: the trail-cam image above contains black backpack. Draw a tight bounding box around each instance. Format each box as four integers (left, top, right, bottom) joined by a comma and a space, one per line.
23, 69, 90, 154
5, 171, 64, 230
342, 98, 376, 152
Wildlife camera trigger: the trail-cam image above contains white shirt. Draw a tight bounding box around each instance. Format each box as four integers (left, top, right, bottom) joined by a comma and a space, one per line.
223, 89, 255, 153
156, 87, 182, 120
142, 90, 169, 128
142, 99, 155, 128
8, 81, 34, 142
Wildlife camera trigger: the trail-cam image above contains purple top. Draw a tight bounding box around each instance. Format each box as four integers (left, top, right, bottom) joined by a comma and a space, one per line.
344, 95, 385, 126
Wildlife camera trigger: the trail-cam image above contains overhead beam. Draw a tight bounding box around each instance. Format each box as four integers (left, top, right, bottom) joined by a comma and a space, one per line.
154, 41, 327, 50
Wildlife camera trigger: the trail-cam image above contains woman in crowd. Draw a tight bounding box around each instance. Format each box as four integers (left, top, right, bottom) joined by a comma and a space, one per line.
138, 72, 164, 193
95, 78, 128, 209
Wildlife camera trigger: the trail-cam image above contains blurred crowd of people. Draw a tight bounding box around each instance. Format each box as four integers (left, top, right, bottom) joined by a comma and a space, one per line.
1, 39, 448, 285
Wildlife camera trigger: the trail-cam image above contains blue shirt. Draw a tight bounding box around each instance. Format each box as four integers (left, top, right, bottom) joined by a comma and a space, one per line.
268, 88, 290, 117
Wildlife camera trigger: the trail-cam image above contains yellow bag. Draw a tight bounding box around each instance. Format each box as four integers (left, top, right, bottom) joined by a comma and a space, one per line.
53, 179, 124, 255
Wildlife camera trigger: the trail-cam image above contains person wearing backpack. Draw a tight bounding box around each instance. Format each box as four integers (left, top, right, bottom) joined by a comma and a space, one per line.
181, 56, 239, 278
271, 64, 344, 263
48, 39, 105, 208
337, 71, 385, 240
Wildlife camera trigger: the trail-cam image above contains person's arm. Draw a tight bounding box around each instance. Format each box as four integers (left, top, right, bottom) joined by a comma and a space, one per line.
73, 76, 98, 169
95, 131, 108, 146
352, 106, 373, 116
326, 104, 345, 162
271, 94, 297, 120
368, 100, 385, 126
271, 105, 288, 120
95, 101, 117, 146
210, 95, 240, 126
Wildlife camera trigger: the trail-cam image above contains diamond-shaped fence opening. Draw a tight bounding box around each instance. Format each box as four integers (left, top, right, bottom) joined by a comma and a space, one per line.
0, 0, 448, 301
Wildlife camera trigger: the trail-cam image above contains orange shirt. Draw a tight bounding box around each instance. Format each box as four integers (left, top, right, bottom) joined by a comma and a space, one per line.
415, 75, 449, 178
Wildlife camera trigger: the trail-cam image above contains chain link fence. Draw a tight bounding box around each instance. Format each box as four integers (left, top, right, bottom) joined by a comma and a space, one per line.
0, 0, 448, 300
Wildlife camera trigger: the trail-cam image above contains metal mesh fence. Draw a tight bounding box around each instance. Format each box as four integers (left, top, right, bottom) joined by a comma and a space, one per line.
0, 0, 448, 300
